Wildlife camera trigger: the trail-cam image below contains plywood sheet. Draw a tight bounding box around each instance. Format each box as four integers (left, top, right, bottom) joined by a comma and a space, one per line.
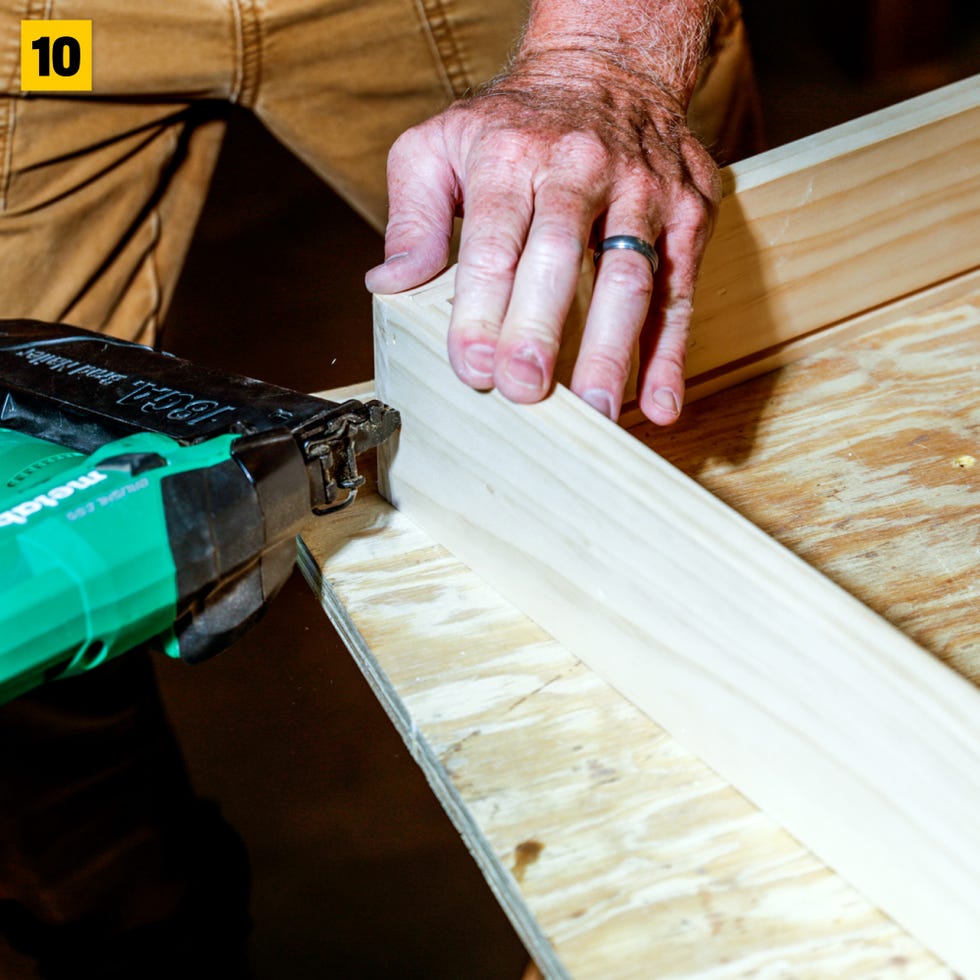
641, 293, 980, 681
299, 476, 947, 977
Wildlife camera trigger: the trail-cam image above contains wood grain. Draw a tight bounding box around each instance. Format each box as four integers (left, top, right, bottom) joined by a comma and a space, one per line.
685, 75, 980, 380
640, 292, 980, 681
298, 468, 947, 978
307, 80, 980, 976
373, 272, 980, 977
681, 265, 980, 404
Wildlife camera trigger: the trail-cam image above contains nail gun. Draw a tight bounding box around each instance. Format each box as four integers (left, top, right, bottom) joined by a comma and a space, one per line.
0, 319, 399, 703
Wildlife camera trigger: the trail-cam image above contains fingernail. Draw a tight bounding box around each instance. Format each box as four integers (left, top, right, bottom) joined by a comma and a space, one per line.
581, 388, 614, 419
463, 343, 496, 379
504, 350, 545, 390
652, 387, 681, 416
367, 252, 408, 278
365, 252, 410, 291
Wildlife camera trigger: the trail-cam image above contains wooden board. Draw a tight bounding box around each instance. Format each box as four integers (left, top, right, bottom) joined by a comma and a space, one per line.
372, 271, 980, 976
684, 74, 980, 386
298, 471, 948, 977
680, 264, 980, 403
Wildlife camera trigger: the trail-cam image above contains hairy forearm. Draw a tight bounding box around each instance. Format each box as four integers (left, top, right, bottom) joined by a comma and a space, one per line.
514, 0, 718, 108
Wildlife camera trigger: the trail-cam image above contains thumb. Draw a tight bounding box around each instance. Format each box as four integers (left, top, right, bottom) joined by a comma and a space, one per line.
365, 127, 458, 294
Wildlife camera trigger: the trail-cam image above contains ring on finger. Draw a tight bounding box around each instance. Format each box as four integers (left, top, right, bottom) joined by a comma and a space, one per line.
593, 235, 659, 275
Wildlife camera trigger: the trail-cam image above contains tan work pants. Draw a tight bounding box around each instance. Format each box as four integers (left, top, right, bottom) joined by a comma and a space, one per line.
0, 0, 760, 345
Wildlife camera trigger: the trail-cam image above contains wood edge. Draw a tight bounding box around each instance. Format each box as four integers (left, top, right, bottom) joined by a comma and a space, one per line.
294, 537, 569, 980
618, 265, 980, 428
724, 74, 980, 193
377, 283, 980, 719
314, 379, 376, 402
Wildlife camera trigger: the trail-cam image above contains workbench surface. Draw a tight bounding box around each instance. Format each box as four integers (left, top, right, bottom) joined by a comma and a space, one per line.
298, 292, 978, 977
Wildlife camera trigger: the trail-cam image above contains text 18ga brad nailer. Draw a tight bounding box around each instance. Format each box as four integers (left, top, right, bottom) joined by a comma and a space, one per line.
0, 319, 399, 703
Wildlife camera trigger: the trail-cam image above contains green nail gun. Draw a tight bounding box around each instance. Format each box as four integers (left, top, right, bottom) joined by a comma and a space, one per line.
0, 319, 399, 704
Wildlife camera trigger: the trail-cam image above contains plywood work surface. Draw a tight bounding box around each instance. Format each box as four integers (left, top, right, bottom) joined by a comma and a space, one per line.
639, 292, 980, 681
298, 469, 945, 978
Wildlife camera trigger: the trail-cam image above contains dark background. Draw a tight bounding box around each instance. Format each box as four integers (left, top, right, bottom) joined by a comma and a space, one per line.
7, 3, 980, 977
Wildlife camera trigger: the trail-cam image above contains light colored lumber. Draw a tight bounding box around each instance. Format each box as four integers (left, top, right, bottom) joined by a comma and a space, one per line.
685, 263, 980, 403
638, 290, 980, 681
297, 464, 946, 977
372, 270, 980, 977
616, 264, 980, 426
321, 379, 376, 402
684, 74, 980, 379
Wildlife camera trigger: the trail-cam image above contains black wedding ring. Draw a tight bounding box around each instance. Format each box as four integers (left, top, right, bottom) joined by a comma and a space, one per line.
593, 235, 659, 275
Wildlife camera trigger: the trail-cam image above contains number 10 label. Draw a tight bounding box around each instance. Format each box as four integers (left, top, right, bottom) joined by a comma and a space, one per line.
21, 20, 92, 91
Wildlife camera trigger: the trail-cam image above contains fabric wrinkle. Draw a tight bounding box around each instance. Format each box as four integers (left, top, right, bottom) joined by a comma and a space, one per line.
229, 0, 262, 107
410, 0, 469, 100
0, 99, 14, 211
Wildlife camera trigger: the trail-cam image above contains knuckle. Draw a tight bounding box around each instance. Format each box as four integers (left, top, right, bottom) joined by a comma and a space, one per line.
530, 221, 585, 266
657, 348, 686, 378
388, 122, 430, 165
384, 214, 435, 241
653, 324, 691, 376
463, 236, 522, 281
674, 186, 713, 227
474, 128, 536, 171
553, 131, 610, 172
701, 166, 723, 207
682, 140, 723, 205
599, 259, 653, 301
509, 319, 562, 354
663, 297, 695, 329
583, 343, 632, 389
451, 319, 501, 344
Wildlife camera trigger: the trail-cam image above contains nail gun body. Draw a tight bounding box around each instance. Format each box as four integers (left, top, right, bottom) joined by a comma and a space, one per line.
0, 319, 399, 702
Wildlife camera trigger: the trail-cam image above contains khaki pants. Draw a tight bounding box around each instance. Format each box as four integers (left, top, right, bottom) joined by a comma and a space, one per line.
0, 0, 760, 344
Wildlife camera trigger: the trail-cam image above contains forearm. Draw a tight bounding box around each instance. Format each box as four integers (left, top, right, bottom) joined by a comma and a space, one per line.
513, 0, 718, 109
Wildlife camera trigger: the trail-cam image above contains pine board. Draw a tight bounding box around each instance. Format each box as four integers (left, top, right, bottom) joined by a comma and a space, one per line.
684, 74, 980, 383
300, 79, 980, 975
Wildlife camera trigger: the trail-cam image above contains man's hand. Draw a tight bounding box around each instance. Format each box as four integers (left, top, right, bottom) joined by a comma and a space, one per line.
366, 2, 721, 425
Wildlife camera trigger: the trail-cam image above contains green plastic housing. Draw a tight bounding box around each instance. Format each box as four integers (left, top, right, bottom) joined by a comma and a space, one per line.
0, 427, 236, 702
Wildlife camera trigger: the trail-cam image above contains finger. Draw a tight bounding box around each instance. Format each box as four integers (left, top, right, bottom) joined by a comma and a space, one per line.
637, 200, 711, 424
365, 127, 457, 294
447, 161, 535, 390
571, 196, 663, 420
491, 182, 598, 403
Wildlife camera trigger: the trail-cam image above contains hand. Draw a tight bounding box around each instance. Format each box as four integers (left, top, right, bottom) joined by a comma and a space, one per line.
365, 51, 720, 424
